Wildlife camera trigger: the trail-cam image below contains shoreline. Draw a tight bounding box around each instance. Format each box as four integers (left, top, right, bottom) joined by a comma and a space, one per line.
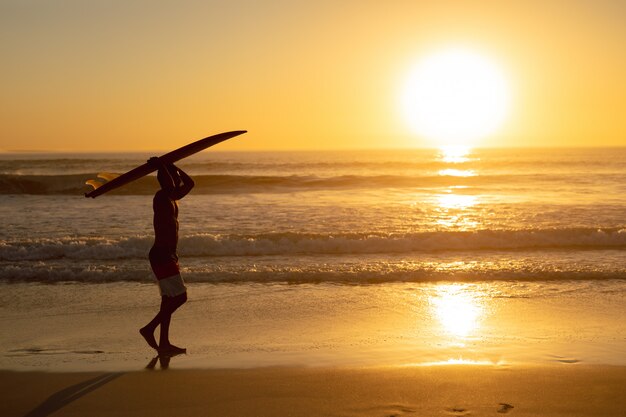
2, 281, 625, 373
3, 364, 625, 417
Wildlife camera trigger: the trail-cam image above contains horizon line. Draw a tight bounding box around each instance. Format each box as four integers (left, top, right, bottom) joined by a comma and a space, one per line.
2, 144, 626, 154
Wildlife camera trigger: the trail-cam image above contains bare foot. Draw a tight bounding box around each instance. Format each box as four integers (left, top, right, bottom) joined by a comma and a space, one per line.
140, 327, 158, 350
158, 343, 186, 355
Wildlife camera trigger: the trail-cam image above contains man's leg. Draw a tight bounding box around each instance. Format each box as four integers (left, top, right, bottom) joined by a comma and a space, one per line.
158, 293, 187, 353
140, 296, 170, 350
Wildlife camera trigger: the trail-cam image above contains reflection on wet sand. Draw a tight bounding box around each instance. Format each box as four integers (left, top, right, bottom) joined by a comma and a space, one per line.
145, 352, 185, 371
420, 284, 493, 366
430, 284, 484, 341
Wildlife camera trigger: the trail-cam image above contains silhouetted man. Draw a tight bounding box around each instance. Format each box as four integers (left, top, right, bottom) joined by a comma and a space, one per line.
140, 157, 194, 355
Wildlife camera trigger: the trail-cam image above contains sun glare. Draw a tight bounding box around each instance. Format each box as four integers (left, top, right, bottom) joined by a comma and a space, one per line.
431, 284, 483, 339
401, 47, 510, 147
439, 145, 472, 163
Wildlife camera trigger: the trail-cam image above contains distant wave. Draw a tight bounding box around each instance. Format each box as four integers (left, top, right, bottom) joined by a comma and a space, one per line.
1, 228, 624, 261
2, 152, 625, 176
3, 159, 470, 175
2, 172, 618, 195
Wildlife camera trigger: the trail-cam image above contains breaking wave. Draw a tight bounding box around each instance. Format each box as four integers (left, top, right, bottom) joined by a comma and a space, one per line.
1, 228, 624, 261
1, 260, 624, 284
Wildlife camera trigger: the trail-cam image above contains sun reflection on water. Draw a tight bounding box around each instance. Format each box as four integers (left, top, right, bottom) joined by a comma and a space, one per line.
434, 193, 480, 230
438, 145, 472, 163
438, 168, 476, 177
432, 145, 481, 230
436, 193, 478, 210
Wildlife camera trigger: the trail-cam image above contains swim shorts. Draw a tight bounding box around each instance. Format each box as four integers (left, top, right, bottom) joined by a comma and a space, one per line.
149, 246, 187, 297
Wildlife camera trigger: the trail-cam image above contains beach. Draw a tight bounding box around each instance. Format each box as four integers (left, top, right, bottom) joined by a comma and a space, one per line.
1, 281, 626, 416
1, 149, 625, 416
1, 281, 626, 372
4, 0, 626, 414
4, 365, 626, 417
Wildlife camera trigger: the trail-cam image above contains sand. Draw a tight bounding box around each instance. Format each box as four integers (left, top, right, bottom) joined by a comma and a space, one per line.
3, 282, 626, 373
2, 282, 625, 416
3, 364, 625, 417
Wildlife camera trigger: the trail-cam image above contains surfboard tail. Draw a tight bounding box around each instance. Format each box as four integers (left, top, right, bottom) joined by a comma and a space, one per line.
98, 172, 121, 181
85, 172, 122, 197
85, 173, 121, 191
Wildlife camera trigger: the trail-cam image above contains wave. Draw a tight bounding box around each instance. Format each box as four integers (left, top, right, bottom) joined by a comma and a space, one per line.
2, 172, 616, 195
2, 149, 625, 176
1, 255, 624, 284
2, 159, 474, 175
1, 228, 624, 261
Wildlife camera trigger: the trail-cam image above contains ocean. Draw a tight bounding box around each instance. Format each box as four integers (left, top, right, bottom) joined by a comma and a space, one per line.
1, 147, 625, 284
0, 147, 625, 370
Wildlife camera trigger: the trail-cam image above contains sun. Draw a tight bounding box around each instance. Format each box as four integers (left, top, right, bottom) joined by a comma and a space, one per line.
401, 47, 510, 147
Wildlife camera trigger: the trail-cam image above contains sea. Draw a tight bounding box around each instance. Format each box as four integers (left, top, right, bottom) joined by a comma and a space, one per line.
0, 147, 625, 370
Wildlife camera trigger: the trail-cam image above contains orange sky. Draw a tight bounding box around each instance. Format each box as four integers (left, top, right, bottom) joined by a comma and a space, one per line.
1, 0, 625, 151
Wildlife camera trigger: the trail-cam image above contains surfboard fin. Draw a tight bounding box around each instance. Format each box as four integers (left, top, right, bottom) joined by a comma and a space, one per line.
85, 173, 121, 190
85, 179, 104, 190
98, 172, 121, 181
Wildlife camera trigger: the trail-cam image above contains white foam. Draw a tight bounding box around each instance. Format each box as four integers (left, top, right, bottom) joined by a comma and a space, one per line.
0, 228, 625, 262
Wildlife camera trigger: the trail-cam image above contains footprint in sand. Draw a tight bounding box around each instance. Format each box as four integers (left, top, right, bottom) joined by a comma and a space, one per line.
445, 407, 470, 416
497, 403, 514, 413
548, 355, 580, 364
355, 404, 416, 417
383, 404, 417, 416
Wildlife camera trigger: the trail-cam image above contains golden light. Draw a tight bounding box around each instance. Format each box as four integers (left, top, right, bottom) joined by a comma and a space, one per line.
417, 358, 495, 367
439, 145, 472, 163
438, 169, 476, 177
431, 284, 483, 339
401, 47, 510, 147
436, 193, 478, 210
434, 192, 480, 230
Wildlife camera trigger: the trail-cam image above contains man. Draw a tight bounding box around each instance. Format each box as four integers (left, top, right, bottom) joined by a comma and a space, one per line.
140, 157, 194, 355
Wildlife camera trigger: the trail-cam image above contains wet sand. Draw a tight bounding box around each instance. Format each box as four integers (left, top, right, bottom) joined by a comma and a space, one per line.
3, 365, 625, 417
2, 282, 624, 416
2, 282, 626, 372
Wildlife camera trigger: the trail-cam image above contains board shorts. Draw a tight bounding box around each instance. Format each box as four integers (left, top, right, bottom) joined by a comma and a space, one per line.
149, 246, 187, 297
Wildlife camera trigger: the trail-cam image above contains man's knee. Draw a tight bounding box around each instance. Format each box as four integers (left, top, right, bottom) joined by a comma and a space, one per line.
172, 292, 187, 309
161, 293, 186, 312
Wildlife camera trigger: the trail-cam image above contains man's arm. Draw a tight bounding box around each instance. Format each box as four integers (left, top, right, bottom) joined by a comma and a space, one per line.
172, 164, 195, 200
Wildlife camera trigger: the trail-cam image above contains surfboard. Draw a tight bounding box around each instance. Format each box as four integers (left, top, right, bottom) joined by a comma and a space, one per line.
85, 130, 247, 198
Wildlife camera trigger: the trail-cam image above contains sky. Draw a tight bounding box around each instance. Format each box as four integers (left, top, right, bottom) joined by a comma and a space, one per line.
1, 0, 625, 151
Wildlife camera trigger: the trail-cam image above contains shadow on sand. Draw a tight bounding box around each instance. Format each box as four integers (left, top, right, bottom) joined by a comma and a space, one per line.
23, 372, 123, 417
22, 353, 183, 416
